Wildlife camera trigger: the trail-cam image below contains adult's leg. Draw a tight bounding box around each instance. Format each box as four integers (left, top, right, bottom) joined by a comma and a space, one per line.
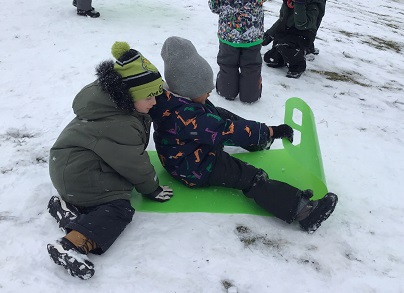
216, 42, 241, 100
239, 45, 262, 103
76, 0, 100, 17
76, 0, 92, 10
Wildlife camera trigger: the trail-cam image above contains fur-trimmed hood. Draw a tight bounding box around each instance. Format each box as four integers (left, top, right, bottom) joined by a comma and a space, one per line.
72, 60, 140, 121
96, 60, 134, 112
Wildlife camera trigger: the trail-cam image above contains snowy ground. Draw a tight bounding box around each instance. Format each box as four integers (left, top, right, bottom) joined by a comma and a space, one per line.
0, 0, 403, 292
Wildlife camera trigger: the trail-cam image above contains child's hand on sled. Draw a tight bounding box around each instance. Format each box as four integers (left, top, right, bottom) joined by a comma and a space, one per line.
145, 186, 174, 202
269, 124, 294, 143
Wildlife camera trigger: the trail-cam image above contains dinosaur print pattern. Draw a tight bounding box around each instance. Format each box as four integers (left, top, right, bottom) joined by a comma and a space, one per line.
149, 90, 270, 187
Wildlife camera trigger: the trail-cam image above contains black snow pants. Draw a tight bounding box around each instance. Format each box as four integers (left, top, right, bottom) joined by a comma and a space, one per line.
216, 42, 262, 103
76, 0, 93, 10
66, 199, 135, 254
206, 149, 302, 223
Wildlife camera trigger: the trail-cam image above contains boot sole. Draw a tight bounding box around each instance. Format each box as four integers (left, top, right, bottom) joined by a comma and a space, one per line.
47, 242, 95, 280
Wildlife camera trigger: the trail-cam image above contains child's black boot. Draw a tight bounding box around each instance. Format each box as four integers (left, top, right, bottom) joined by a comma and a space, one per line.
47, 196, 80, 233
296, 191, 338, 233
286, 70, 304, 79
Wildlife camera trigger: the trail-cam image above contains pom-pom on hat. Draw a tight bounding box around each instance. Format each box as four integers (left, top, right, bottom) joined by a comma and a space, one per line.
111, 42, 163, 101
161, 36, 214, 99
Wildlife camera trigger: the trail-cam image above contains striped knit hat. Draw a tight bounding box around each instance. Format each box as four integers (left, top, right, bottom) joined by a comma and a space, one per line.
111, 42, 163, 101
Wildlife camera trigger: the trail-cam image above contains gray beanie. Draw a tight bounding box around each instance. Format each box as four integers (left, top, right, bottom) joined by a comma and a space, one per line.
161, 36, 215, 99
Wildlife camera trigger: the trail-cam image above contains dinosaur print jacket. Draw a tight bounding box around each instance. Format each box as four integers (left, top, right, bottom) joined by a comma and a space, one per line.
149, 90, 270, 187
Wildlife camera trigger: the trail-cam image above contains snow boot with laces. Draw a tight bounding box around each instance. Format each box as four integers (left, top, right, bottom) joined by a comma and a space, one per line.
47, 236, 95, 280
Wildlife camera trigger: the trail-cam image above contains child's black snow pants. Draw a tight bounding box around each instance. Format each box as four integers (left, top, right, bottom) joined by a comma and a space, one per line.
66, 199, 135, 254
206, 150, 302, 223
216, 42, 262, 103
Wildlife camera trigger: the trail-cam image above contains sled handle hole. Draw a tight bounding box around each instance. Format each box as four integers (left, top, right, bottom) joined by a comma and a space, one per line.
291, 108, 302, 146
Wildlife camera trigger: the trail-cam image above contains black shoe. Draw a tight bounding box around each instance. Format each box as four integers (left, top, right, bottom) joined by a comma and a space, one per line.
47, 238, 95, 280
306, 46, 319, 55
72, 0, 95, 10
47, 196, 80, 233
286, 71, 303, 79
299, 193, 338, 233
77, 8, 100, 18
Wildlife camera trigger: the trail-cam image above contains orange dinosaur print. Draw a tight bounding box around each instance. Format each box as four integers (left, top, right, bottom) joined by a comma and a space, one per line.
163, 110, 171, 117
176, 139, 185, 145
181, 179, 196, 187
244, 125, 252, 137
222, 122, 235, 135
175, 111, 197, 129
170, 152, 184, 159
194, 148, 202, 162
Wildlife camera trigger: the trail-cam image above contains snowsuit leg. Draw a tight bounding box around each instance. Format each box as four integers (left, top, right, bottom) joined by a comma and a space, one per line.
239, 45, 262, 103
206, 151, 301, 223
275, 34, 312, 73
216, 42, 240, 100
263, 45, 285, 67
66, 199, 135, 254
76, 0, 92, 10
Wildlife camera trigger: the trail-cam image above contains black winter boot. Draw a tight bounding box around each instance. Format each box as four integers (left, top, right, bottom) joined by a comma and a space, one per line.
47, 237, 95, 280
77, 9, 100, 18
47, 196, 80, 233
286, 71, 304, 79
297, 193, 338, 233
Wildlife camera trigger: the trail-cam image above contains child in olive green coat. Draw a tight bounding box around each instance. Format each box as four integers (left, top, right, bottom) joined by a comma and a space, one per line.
46, 42, 173, 280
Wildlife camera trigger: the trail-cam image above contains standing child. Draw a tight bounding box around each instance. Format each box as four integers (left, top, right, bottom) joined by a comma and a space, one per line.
209, 0, 266, 103
150, 36, 338, 235
46, 42, 173, 280
262, 0, 326, 78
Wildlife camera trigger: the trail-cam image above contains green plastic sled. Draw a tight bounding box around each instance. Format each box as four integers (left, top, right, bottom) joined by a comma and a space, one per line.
130, 98, 328, 216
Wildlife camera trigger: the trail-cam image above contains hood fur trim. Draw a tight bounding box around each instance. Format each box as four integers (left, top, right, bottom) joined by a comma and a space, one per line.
95, 60, 134, 112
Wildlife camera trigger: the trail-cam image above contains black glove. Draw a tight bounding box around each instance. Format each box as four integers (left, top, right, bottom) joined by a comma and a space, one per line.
270, 124, 294, 143
262, 30, 273, 46
145, 186, 173, 202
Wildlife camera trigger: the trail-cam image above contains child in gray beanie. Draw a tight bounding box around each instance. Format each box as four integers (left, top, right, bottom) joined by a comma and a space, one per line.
161, 36, 215, 99
150, 36, 338, 234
